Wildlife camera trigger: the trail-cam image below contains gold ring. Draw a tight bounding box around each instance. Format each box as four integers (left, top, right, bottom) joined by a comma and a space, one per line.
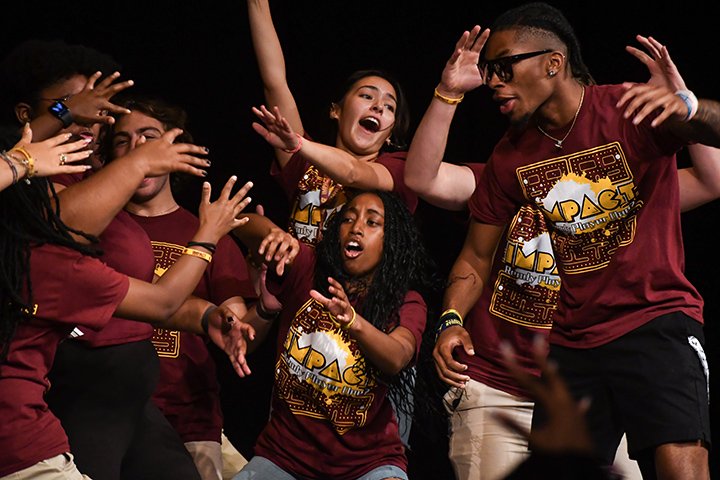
59, 153, 67, 166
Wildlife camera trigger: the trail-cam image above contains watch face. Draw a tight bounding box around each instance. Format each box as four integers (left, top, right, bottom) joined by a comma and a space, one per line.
49, 101, 69, 115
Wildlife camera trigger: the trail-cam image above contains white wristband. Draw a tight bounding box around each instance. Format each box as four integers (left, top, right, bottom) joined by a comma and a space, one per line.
675, 89, 698, 122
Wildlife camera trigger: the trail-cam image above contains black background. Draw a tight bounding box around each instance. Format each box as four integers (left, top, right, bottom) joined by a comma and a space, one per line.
3, 0, 717, 477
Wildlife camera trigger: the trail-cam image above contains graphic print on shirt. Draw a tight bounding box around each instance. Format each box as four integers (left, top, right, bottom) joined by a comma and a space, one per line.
289, 165, 348, 246
492, 205, 558, 329
516, 142, 642, 274
148, 240, 183, 358
276, 298, 376, 435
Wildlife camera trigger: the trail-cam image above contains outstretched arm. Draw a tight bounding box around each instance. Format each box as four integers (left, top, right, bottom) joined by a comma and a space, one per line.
405, 26, 490, 211
310, 277, 418, 375
247, 0, 303, 168
252, 105, 395, 190
54, 128, 210, 239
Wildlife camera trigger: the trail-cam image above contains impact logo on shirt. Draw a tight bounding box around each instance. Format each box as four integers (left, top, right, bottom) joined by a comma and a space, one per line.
491, 205, 558, 329
289, 166, 347, 246
148, 241, 184, 358
516, 142, 642, 274
276, 298, 376, 434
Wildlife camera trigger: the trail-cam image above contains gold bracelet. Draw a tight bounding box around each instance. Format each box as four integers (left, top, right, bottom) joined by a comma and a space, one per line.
440, 308, 463, 323
433, 88, 464, 106
341, 306, 357, 331
9, 147, 35, 178
182, 247, 213, 263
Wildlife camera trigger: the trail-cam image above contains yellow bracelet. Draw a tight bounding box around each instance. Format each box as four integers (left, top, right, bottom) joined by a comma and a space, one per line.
341, 306, 357, 331
182, 247, 213, 263
9, 147, 35, 178
440, 308, 464, 323
433, 88, 464, 106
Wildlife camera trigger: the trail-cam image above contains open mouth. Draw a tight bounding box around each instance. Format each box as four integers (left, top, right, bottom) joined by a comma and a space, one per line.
344, 240, 364, 259
359, 117, 380, 133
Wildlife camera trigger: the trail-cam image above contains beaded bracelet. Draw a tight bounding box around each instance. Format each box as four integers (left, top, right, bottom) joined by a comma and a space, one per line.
433, 88, 464, 106
182, 247, 213, 263
186, 241, 217, 254
435, 308, 464, 341
1, 151, 19, 185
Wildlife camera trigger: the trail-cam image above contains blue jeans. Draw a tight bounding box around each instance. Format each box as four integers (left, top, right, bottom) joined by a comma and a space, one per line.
232, 456, 408, 480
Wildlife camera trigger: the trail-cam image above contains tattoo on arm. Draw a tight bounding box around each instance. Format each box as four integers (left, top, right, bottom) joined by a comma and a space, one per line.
447, 273, 478, 288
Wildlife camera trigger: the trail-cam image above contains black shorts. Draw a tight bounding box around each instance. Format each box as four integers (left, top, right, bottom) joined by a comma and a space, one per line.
532, 311, 710, 462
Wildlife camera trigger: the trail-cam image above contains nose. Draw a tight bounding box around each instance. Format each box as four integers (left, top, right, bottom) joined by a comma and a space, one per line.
350, 220, 364, 236
371, 100, 384, 113
485, 70, 503, 89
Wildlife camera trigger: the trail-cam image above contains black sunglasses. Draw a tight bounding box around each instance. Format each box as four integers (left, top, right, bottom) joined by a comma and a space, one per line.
479, 49, 553, 83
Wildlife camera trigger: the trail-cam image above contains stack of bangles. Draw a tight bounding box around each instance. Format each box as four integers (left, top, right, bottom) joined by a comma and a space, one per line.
1, 148, 35, 184
435, 308, 463, 341
182, 241, 217, 263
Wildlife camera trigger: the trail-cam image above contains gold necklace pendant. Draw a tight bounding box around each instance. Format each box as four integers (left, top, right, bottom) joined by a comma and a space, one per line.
537, 86, 585, 150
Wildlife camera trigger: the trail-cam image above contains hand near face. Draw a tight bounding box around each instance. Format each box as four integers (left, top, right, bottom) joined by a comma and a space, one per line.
124, 128, 211, 178
309, 277, 356, 331
438, 25, 491, 97
9, 123, 93, 178
251, 105, 301, 152
65, 71, 134, 126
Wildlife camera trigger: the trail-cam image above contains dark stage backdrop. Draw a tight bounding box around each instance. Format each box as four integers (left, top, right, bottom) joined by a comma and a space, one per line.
3, 1, 717, 478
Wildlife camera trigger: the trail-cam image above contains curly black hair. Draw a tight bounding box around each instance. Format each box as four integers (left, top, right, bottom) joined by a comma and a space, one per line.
491, 2, 595, 86
0, 39, 120, 125
0, 175, 98, 363
314, 190, 441, 417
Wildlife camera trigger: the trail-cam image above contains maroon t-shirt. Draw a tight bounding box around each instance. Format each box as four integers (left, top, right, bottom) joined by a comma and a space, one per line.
470, 84, 703, 348
0, 244, 129, 476
130, 208, 254, 443
271, 144, 418, 246
53, 172, 156, 346
253, 245, 426, 479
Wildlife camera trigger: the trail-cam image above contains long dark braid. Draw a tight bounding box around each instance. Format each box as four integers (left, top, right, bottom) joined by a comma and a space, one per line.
492, 2, 596, 86
0, 177, 98, 362
314, 191, 441, 416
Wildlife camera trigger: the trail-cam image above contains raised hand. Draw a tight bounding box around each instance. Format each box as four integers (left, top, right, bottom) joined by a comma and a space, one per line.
8, 123, 92, 178
626, 35, 686, 90
251, 105, 301, 152
124, 128, 211, 178
309, 277, 356, 330
432, 325, 475, 388
65, 71, 134, 126
196, 176, 253, 244
257, 225, 300, 276
438, 25, 491, 97
248, 204, 283, 312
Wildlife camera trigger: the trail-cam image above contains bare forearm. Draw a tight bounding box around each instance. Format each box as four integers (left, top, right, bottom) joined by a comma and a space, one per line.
443, 257, 485, 316
673, 99, 720, 148
300, 140, 394, 190
159, 296, 212, 334
240, 305, 275, 353
56, 156, 147, 236
349, 317, 414, 375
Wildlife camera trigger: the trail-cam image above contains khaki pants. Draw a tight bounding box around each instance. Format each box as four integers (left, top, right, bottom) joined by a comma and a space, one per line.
220, 432, 248, 480
445, 379, 642, 480
0, 453, 91, 480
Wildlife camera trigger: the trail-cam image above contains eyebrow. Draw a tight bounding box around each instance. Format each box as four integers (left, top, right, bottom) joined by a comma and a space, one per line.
114, 126, 163, 138
358, 85, 397, 103
366, 208, 385, 218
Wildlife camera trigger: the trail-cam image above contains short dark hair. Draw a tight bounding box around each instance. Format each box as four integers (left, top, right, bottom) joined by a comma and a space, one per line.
334, 69, 410, 151
491, 2, 595, 86
0, 39, 120, 124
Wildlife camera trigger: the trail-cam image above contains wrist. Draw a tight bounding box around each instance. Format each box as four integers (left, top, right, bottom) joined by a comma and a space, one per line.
434, 85, 465, 104
435, 308, 464, 341
675, 89, 698, 121
200, 305, 217, 335
282, 133, 303, 154
256, 300, 280, 322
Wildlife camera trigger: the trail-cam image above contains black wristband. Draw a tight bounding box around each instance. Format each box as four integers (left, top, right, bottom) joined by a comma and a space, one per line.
187, 241, 217, 254
200, 305, 217, 334
48, 101, 74, 128
435, 309, 464, 342
256, 301, 280, 322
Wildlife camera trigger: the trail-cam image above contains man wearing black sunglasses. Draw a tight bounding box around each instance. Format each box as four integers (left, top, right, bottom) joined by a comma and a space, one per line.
418, 2, 720, 480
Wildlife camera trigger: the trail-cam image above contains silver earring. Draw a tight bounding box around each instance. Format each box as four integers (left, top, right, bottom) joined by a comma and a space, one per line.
548, 70, 556, 77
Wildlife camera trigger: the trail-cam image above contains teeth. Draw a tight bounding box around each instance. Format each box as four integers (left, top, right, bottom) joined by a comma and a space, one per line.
365, 118, 379, 127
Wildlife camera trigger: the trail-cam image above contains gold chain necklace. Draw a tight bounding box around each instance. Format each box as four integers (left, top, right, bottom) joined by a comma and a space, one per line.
536, 86, 585, 149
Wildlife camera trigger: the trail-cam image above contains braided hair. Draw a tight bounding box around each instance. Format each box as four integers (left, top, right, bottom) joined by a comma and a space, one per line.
0, 170, 97, 363
314, 190, 440, 416
491, 2, 596, 86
